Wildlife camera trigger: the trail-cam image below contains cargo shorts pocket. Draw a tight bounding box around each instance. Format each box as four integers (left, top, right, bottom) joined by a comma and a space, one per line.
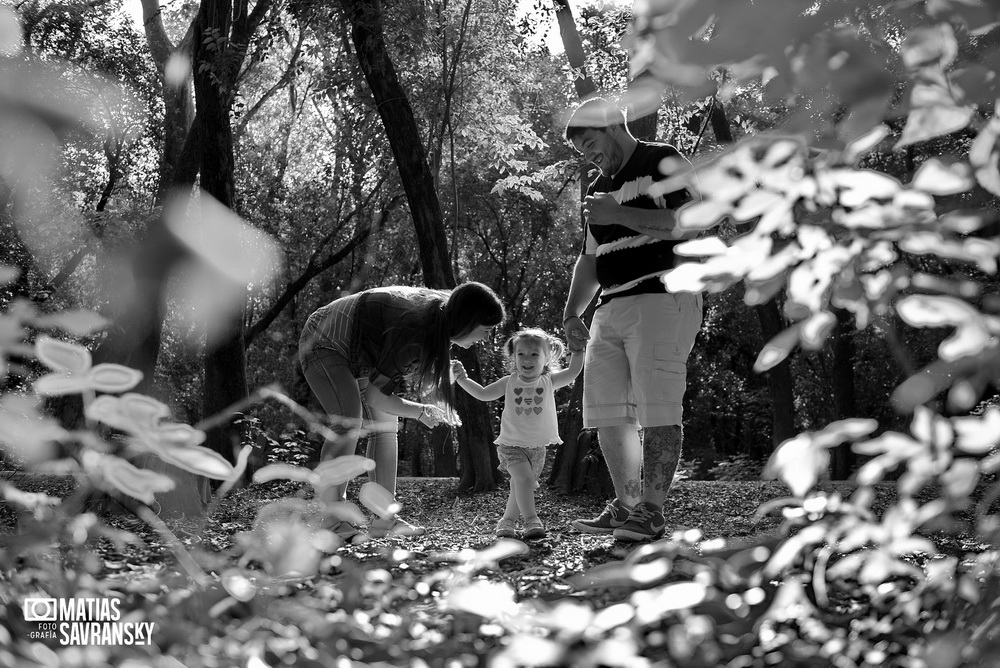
648, 343, 688, 403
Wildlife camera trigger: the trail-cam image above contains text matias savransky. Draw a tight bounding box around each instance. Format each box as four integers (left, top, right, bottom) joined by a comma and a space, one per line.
22, 597, 156, 646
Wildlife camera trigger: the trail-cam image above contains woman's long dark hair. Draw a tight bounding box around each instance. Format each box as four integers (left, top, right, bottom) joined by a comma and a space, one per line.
414, 282, 505, 409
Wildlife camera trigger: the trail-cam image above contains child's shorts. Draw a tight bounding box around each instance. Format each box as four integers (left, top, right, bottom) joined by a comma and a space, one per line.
496, 444, 547, 483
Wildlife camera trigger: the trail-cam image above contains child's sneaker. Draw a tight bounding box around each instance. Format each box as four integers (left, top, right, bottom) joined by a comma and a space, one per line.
569, 498, 630, 534
495, 518, 518, 538
329, 521, 368, 545
522, 517, 546, 540
612, 502, 666, 542
370, 516, 426, 538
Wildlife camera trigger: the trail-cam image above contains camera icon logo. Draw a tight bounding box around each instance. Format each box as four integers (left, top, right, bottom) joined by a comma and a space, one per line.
23, 598, 58, 622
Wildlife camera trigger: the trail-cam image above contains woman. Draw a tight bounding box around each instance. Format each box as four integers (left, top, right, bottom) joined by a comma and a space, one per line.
299, 282, 505, 539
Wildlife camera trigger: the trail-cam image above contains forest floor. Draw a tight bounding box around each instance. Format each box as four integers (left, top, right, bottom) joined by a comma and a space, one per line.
3, 474, 987, 602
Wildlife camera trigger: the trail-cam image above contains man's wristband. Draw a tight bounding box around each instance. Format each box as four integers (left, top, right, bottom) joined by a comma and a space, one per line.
563, 315, 580, 326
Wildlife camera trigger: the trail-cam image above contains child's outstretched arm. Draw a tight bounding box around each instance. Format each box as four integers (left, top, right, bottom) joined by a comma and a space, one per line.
452, 360, 507, 401
552, 350, 585, 389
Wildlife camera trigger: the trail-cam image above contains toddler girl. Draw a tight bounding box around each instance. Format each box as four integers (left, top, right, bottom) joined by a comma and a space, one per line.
452, 328, 583, 539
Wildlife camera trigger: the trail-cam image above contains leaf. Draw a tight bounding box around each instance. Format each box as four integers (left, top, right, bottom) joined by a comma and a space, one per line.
896, 294, 978, 328
632, 582, 708, 624
357, 481, 400, 519
911, 157, 974, 195
753, 324, 802, 373
734, 190, 786, 220
800, 311, 836, 350
900, 24, 957, 70
764, 524, 827, 576
323, 501, 368, 525
896, 84, 973, 148
826, 168, 901, 207
119, 393, 170, 430
744, 273, 787, 306
221, 569, 257, 603
940, 458, 979, 498
852, 432, 923, 458
99, 455, 176, 505
952, 406, 1000, 454
35, 335, 91, 374
662, 261, 715, 293
811, 418, 879, 450
230, 443, 254, 482
970, 115, 1000, 196
842, 124, 889, 163
568, 559, 671, 589
32, 372, 90, 396
0, 483, 60, 510
674, 236, 728, 257
87, 364, 143, 393
85, 395, 132, 431
896, 295, 989, 360
491, 635, 566, 667
314, 455, 375, 488
253, 463, 315, 485
164, 52, 190, 88
33, 309, 109, 337
166, 190, 279, 285
763, 434, 829, 497
151, 422, 206, 448
445, 580, 519, 619
156, 443, 235, 480
677, 200, 732, 230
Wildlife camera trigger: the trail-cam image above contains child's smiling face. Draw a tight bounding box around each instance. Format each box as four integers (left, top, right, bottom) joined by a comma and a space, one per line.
514, 340, 548, 381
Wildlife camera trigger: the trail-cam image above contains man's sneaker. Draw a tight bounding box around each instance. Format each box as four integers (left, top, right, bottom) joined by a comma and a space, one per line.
495, 518, 518, 538
612, 502, 666, 542
523, 517, 546, 540
569, 499, 630, 534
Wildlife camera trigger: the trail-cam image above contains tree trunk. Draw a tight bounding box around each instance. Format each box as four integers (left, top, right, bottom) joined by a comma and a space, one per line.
140, 0, 196, 204
341, 0, 454, 289
552, 0, 597, 99
453, 346, 501, 491
754, 301, 797, 451
341, 0, 498, 491
710, 98, 733, 143
711, 100, 795, 453
626, 72, 658, 141
410, 428, 424, 477
830, 308, 857, 479
547, 1, 601, 492
192, 0, 249, 468
431, 427, 458, 477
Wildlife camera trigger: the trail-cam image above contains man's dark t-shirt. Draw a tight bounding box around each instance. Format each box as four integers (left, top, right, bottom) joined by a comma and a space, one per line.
584, 141, 693, 304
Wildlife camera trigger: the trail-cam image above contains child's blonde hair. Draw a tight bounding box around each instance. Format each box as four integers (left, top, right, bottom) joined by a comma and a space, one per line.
502, 328, 566, 375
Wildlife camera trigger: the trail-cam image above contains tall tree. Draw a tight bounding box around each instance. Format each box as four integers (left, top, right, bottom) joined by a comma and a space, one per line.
181, 0, 274, 465
338, 0, 501, 492
547, 0, 603, 493
710, 100, 797, 450
139, 0, 196, 205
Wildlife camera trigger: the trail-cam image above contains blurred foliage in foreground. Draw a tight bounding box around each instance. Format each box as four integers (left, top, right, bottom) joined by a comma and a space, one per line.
4, 0, 1000, 666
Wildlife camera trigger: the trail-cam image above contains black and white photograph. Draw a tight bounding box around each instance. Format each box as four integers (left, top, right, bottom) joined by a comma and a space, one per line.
2, 0, 1000, 666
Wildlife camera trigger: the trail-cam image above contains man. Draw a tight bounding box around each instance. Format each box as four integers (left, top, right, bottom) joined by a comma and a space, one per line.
563, 97, 703, 542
